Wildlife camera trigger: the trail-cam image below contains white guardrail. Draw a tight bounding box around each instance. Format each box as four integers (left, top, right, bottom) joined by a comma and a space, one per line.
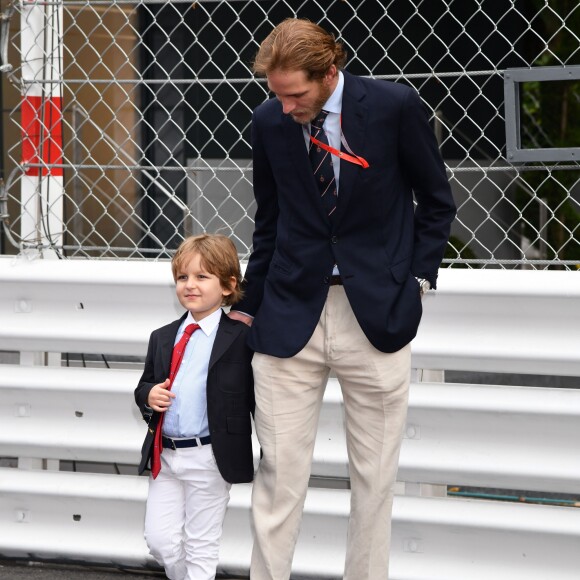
1, 255, 579, 579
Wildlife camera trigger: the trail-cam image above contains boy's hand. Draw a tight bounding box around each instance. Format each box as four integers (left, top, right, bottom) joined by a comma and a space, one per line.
147, 379, 175, 412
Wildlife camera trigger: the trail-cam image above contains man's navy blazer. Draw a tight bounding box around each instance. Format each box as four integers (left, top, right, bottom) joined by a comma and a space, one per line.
134, 311, 255, 484
236, 71, 456, 357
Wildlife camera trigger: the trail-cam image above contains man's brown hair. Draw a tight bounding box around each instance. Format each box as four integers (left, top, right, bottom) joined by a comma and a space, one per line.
253, 18, 347, 80
171, 233, 243, 306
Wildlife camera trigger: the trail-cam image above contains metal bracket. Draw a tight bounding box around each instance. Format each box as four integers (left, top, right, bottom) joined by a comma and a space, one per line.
0, 179, 7, 221
0, 2, 15, 73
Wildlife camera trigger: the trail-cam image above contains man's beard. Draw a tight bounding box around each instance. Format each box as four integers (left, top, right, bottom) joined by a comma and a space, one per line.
290, 81, 332, 125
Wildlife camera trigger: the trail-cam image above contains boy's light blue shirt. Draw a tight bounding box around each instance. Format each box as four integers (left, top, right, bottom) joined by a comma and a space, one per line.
162, 308, 221, 439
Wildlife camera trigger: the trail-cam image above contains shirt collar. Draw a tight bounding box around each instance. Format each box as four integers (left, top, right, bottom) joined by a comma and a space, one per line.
322, 70, 344, 115
184, 308, 221, 336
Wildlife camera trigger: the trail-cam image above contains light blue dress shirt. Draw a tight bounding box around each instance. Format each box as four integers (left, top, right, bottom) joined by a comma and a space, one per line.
162, 308, 221, 439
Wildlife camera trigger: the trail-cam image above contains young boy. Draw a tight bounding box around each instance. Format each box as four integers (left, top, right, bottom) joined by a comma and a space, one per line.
135, 233, 254, 580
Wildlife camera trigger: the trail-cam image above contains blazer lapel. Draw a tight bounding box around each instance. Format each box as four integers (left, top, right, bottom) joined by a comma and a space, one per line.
208, 312, 244, 369
334, 71, 369, 226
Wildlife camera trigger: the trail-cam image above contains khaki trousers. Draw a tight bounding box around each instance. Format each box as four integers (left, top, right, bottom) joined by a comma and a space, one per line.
250, 286, 411, 580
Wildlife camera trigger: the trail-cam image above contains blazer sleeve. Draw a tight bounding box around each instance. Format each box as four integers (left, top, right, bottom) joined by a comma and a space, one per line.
399, 88, 456, 288
235, 106, 279, 316
134, 330, 160, 421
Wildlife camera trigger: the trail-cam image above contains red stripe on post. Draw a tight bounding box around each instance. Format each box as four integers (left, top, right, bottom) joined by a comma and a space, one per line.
21, 97, 40, 173
21, 96, 64, 177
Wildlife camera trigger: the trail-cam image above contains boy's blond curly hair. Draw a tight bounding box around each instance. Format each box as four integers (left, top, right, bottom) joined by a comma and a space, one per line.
171, 234, 243, 306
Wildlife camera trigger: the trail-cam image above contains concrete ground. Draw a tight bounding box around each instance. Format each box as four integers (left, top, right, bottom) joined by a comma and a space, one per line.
0, 561, 244, 580
0, 563, 158, 580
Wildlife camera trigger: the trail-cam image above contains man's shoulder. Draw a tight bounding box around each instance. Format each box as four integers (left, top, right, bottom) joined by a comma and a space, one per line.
345, 70, 414, 99
253, 96, 282, 122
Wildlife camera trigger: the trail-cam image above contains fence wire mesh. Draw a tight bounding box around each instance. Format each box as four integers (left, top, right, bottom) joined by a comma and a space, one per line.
1, 0, 579, 267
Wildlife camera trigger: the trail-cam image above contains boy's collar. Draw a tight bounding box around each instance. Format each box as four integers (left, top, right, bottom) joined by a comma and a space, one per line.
184, 308, 222, 336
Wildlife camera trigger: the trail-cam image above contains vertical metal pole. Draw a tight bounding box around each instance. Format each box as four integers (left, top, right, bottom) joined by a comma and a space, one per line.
18, 0, 65, 471
20, 0, 64, 258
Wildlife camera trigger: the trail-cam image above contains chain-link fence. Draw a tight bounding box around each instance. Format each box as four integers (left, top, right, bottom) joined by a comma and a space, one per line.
1, 0, 579, 267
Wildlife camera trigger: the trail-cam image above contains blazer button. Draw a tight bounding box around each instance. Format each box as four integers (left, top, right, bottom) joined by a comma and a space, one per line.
331, 236, 338, 244
323, 276, 330, 284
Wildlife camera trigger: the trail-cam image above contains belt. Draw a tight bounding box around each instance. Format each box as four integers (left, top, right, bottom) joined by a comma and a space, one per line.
330, 275, 343, 286
162, 435, 211, 450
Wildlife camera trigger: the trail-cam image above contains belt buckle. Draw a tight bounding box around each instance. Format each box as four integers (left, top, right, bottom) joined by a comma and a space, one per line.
167, 437, 176, 450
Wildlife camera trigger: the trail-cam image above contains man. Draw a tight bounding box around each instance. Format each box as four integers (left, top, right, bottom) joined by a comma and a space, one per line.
229, 18, 456, 580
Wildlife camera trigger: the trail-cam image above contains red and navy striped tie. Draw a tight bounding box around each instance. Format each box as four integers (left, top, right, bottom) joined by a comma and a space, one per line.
309, 110, 337, 219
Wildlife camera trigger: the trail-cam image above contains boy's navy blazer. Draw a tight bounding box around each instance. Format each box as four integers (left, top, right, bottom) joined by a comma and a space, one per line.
135, 311, 255, 484
236, 70, 457, 357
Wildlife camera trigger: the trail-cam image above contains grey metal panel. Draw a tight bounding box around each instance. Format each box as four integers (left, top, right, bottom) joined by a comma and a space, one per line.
504, 65, 580, 163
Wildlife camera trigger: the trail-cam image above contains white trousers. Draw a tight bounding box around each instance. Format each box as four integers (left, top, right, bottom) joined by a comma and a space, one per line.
250, 285, 411, 580
144, 444, 231, 580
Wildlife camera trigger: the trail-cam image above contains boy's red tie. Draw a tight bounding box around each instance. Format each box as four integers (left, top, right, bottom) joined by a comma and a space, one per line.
151, 323, 200, 478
